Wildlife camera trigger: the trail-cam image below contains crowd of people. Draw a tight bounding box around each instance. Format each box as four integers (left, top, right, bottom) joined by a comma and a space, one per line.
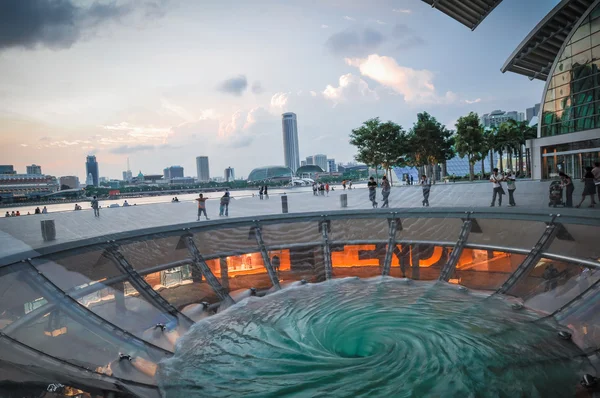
558, 162, 600, 208
5, 206, 48, 217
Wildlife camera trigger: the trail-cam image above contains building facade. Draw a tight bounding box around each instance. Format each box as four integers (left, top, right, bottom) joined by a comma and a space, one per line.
526, 103, 541, 123
196, 156, 210, 182
282, 113, 300, 172
164, 166, 184, 180
0, 165, 15, 175
481, 110, 525, 128
0, 174, 59, 197
314, 154, 328, 172
85, 155, 99, 187
26, 164, 42, 175
300, 160, 307, 167
305, 156, 314, 165
224, 167, 235, 182
59, 176, 79, 190
122, 170, 133, 182
327, 158, 337, 173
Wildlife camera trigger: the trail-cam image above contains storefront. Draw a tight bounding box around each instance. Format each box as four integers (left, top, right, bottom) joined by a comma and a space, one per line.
541, 138, 600, 178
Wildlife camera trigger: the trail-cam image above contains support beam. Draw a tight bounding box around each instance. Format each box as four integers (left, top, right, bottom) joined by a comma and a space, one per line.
251, 223, 281, 290
183, 235, 235, 305
103, 245, 192, 327
382, 218, 399, 276
319, 219, 333, 280
439, 218, 473, 281
497, 220, 559, 294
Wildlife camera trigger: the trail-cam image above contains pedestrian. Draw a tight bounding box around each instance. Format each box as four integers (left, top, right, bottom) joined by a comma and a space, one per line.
489, 168, 505, 207
42, 206, 48, 214
410, 175, 414, 185
4, 211, 9, 217
559, 172, 574, 207
263, 185, 269, 199
313, 183, 318, 196
505, 170, 517, 206
381, 175, 391, 208
342, 180, 346, 190
259, 186, 264, 200
91, 196, 100, 217
592, 161, 600, 203
219, 192, 230, 217
35, 207, 41, 214
420, 174, 431, 207
368, 176, 378, 208
325, 183, 330, 196
576, 166, 597, 208
10, 211, 15, 217
349, 181, 353, 189
195, 194, 210, 220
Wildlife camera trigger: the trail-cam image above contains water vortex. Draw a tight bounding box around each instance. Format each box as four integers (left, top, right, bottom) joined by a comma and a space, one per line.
158, 278, 586, 397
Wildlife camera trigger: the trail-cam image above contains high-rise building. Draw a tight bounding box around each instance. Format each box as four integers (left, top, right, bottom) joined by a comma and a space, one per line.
164, 166, 184, 180
300, 160, 307, 167
59, 176, 80, 190
305, 156, 314, 165
282, 112, 300, 172
224, 167, 235, 182
26, 164, 42, 174
327, 159, 337, 173
526, 103, 541, 123
196, 156, 210, 182
85, 155, 99, 187
314, 154, 328, 172
481, 110, 525, 128
0, 165, 15, 175
122, 170, 133, 181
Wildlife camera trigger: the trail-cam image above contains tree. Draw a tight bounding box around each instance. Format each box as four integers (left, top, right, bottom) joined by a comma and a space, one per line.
406, 112, 454, 180
509, 120, 537, 176
454, 112, 484, 181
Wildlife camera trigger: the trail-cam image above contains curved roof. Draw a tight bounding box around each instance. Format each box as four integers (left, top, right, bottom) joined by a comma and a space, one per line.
247, 166, 293, 182
421, 0, 503, 30
501, 0, 595, 81
296, 165, 324, 175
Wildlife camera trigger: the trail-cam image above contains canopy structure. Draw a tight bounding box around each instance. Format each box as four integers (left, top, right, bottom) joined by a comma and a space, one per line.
421, 0, 503, 30
501, 0, 595, 81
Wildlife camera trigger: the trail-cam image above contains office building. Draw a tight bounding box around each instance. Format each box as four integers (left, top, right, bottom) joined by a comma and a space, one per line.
85, 155, 99, 187
282, 112, 300, 172
196, 156, 210, 182
26, 164, 42, 175
481, 110, 525, 128
59, 176, 80, 190
224, 167, 235, 182
327, 159, 337, 173
0, 165, 15, 175
526, 104, 541, 123
164, 166, 184, 180
122, 170, 133, 182
314, 154, 328, 172
305, 156, 314, 165
300, 160, 307, 167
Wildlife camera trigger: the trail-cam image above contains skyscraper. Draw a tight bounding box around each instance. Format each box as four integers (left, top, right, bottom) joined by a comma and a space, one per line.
26, 164, 42, 174
164, 166, 184, 179
282, 113, 300, 172
305, 156, 314, 165
314, 154, 328, 171
196, 156, 210, 182
224, 167, 235, 182
327, 159, 337, 173
85, 155, 99, 187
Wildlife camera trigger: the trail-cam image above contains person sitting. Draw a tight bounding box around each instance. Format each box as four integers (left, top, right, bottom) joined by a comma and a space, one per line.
42, 206, 48, 214
4, 211, 9, 217
35, 207, 41, 214
11, 211, 15, 217
123, 200, 130, 207
15, 211, 20, 216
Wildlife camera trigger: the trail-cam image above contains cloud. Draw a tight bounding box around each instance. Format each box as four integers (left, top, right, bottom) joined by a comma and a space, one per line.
251, 81, 264, 94
346, 54, 457, 104
343, 16, 355, 21
0, 0, 167, 51
376, 20, 387, 25
109, 144, 155, 154
218, 75, 248, 96
465, 98, 482, 104
322, 73, 378, 105
392, 24, 425, 49
102, 122, 171, 140
321, 24, 329, 29
325, 28, 384, 57
393, 9, 412, 14
270, 92, 290, 110
217, 107, 276, 148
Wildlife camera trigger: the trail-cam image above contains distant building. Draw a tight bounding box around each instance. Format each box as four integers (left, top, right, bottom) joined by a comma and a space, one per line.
59, 176, 80, 190
327, 159, 337, 173
481, 110, 525, 128
282, 113, 300, 172
0, 165, 15, 175
212, 176, 225, 183
99, 177, 108, 184
314, 154, 328, 172
196, 156, 210, 182
26, 164, 42, 175
526, 104, 541, 123
164, 166, 184, 179
247, 166, 293, 182
0, 174, 59, 197
85, 173, 94, 186
85, 155, 99, 187
305, 156, 314, 165
300, 160, 307, 167
170, 177, 195, 185
224, 167, 235, 182
122, 170, 133, 182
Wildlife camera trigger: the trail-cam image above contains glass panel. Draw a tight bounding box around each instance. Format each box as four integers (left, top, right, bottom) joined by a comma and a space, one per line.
543, 100, 555, 113
221, 251, 275, 293
451, 249, 525, 291
193, 226, 259, 257
119, 235, 190, 272
466, 219, 547, 250
397, 217, 463, 243
559, 44, 571, 61
555, 57, 571, 74
553, 83, 570, 101
593, 45, 600, 61
551, 71, 571, 89
571, 36, 591, 57
328, 218, 389, 242
573, 49, 592, 67
546, 224, 600, 261
572, 23, 591, 43
331, 243, 385, 279
593, 16, 600, 34
592, 31, 600, 48
261, 221, 321, 246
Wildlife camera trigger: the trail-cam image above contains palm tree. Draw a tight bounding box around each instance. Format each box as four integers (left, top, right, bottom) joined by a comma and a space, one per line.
482, 128, 496, 174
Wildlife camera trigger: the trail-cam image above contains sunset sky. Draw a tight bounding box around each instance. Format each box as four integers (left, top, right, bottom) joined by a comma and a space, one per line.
0, 0, 557, 180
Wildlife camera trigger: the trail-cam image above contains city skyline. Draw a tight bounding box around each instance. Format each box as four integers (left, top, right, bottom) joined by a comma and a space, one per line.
1, 0, 556, 180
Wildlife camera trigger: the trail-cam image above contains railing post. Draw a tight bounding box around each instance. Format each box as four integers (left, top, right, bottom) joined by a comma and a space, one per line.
251, 222, 281, 290
382, 216, 400, 276
439, 213, 473, 281
320, 218, 333, 280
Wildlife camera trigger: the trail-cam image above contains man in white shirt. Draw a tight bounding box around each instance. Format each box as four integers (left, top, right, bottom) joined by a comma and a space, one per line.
490, 168, 504, 207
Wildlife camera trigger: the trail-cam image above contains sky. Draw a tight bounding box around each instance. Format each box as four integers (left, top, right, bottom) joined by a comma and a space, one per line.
0, 0, 559, 180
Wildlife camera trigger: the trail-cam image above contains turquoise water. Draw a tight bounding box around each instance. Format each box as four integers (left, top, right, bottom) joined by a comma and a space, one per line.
157, 278, 586, 397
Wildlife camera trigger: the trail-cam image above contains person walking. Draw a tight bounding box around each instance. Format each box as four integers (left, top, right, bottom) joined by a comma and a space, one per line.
505, 170, 517, 206
325, 183, 330, 196
195, 194, 210, 220
410, 175, 414, 186
381, 175, 391, 208
263, 185, 269, 199
592, 162, 600, 203
91, 196, 100, 217
559, 172, 574, 207
576, 167, 597, 208
489, 168, 505, 207
342, 180, 346, 190
368, 176, 378, 208
420, 175, 431, 207
259, 186, 264, 200
219, 192, 230, 217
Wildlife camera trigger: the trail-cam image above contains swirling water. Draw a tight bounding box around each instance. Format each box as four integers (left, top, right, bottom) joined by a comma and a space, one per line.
157, 277, 586, 397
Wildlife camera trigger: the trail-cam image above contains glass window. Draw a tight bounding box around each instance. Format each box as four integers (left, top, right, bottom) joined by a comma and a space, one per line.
592, 31, 600, 48
329, 218, 390, 242
553, 82, 570, 100
571, 22, 591, 43
551, 71, 571, 89
451, 250, 525, 291
555, 57, 572, 74
544, 89, 555, 103
593, 13, 600, 33
119, 235, 191, 272
261, 221, 321, 247
593, 45, 600, 61
573, 49, 592, 67
466, 219, 549, 251
572, 88, 594, 107
559, 44, 572, 61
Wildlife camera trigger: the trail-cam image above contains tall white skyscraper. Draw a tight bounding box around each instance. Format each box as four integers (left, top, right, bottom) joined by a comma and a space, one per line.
196, 156, 210, 182
314, 154, 328, 171
282, 113, 300, 172
224, 167, 235, 182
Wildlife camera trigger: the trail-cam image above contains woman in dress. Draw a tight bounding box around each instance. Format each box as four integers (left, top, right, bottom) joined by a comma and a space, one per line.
576, 167, 597, 208
559, 172, 574, 208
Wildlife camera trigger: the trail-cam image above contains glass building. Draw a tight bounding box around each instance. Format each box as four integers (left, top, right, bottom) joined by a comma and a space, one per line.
282, 113, 300, 173
247, 166, 293, 182
85, 155, 99, 187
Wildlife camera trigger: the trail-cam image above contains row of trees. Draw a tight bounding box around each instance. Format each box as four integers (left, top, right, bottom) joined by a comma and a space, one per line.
350, 112, 537, 183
